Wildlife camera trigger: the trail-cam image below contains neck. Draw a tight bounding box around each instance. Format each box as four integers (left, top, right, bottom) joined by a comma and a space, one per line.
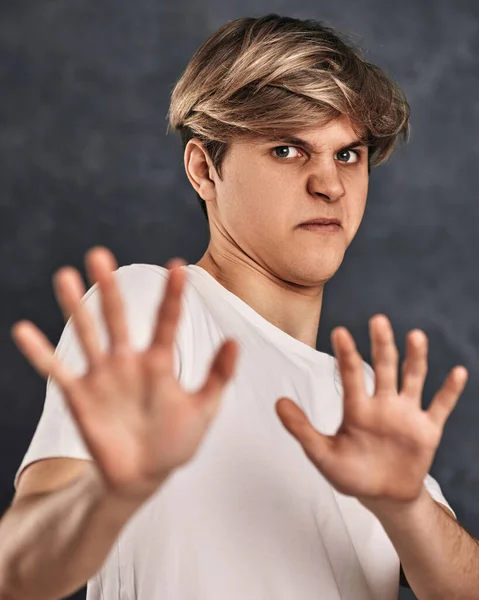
195, 247, 325, 349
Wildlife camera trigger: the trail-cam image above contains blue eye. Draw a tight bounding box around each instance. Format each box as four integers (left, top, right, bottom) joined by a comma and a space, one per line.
336, 149, 360, 163
273, 146, 302, 159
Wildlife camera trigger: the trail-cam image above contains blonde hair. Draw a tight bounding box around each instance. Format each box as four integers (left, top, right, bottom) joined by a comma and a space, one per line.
168, 14, 410, 222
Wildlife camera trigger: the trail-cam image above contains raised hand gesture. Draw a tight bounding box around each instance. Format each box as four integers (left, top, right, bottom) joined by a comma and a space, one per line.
276, 314, 468, 510
12, 247, 239, 504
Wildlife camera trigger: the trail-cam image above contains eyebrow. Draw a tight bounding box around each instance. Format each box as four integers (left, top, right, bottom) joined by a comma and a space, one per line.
266, 135, 368, 154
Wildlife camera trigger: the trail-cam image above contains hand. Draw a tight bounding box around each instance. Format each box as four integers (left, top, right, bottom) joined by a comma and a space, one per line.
11, 247, 239, 504
275, 314, 468, 509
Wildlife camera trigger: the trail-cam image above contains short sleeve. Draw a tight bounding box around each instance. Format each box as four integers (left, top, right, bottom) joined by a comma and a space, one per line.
362, 361, 456, 518
14, 263, 187, 489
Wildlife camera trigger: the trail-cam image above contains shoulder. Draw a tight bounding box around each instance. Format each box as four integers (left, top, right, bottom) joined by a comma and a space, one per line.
75, 262, 173, 331
78, 263, 171, 312
55, 263, 189, 358
98, 263, 179, 314
114, 263, 170, 290
113, 263, 198, 304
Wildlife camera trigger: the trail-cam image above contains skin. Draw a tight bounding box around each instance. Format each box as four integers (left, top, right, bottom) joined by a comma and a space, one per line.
186, 114, 369, 348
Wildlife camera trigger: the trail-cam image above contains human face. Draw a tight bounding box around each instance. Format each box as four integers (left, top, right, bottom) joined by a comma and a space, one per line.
207, 115, 369, 288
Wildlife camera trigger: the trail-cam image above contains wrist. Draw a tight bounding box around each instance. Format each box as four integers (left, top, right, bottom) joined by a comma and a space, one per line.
80, 466, 146, 527
360, 484, 431, 524
83, 466, 172, 524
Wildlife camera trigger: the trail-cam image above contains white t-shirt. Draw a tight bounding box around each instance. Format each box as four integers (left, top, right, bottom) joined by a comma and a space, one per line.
15, 263, 455, 600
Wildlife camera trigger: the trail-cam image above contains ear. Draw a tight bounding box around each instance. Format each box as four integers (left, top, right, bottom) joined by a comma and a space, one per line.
184, 139, 217, 202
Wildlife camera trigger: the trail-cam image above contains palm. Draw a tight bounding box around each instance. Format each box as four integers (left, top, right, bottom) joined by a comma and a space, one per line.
67, 351, 215, 498
12, 247, 238, 503
313, 401, 439, 500
276, 315, 468, 506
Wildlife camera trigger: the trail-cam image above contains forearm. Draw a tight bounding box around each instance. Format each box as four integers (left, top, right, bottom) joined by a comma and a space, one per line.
370, 485, 479, 600
0, 465, 151, 600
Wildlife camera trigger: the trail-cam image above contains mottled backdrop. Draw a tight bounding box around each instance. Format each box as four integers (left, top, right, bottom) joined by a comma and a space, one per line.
1, 1, 478, 599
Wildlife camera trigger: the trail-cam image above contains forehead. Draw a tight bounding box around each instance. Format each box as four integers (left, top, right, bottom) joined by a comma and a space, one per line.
234, 115, 367, 148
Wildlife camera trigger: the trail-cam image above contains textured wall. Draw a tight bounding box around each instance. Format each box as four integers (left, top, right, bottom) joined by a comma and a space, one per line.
1, 1, 478, 599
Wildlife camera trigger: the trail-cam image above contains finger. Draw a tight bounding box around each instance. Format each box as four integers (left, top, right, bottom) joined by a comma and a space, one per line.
11, 321, 76, 390
53, 267, 103, 366
165, 257, 187, 270
150, 266, 185, 349
427, 366, 468, 428
84, 247, 130, 353
331, 327, 368, 410
369, 314, 399, 395
400, 329, 428, 403
275, 397, 333, 468
195, 339, 239, 407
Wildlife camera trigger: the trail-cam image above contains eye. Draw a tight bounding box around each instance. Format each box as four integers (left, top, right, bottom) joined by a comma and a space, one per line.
335, 149, 361, 164
272, 146, 303, 159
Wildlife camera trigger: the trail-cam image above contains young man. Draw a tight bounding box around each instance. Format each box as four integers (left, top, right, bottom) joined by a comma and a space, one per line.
1, 13, 478, 600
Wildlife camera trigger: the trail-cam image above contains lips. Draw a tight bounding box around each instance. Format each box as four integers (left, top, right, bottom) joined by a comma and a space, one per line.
299, 218, 341, 227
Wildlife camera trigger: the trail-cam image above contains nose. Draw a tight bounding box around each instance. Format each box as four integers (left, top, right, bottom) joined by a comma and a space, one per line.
307, 164, 346, 203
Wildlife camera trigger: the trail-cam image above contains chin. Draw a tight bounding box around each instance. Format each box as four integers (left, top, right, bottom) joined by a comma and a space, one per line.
283, 260, 343, 287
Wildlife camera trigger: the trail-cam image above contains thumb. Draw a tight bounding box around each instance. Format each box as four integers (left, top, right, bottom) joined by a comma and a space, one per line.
275, 397, 332, 469
275, 397, 315, 442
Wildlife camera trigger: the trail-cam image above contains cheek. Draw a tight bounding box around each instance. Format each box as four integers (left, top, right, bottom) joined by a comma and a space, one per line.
346, 193, 368, 235
342, 173, 368, 223
220, 168, 280, 225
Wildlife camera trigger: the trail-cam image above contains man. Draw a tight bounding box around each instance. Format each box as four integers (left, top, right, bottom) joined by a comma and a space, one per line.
1, 13, 478, 600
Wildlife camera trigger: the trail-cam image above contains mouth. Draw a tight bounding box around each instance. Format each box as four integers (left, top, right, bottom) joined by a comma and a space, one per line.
298, 218, 341, 232
299, 218, 341, 227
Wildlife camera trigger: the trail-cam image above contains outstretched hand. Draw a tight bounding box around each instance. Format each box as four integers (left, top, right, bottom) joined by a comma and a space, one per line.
275, 314, 468, 510
11, 248, 239, 505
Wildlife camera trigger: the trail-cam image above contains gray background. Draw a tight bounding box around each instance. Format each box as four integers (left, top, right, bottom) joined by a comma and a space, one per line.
1, 1, 478, 599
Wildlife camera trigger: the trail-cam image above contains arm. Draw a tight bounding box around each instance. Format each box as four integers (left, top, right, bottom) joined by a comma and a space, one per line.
372, 489, 479, 600
2, 248, 237, 600
275, 314, 474, 599
0, 464, 154, 600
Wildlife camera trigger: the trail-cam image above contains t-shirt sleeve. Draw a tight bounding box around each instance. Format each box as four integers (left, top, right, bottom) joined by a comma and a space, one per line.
14, 263, 187, 490
362, 361, 456, 518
